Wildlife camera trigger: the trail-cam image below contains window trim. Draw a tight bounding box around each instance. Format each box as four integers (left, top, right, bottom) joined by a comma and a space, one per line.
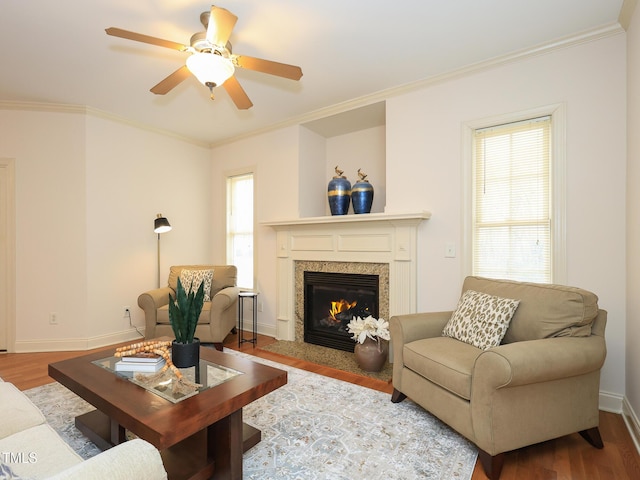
225, 167, 257, 290
462, 103, 566, 284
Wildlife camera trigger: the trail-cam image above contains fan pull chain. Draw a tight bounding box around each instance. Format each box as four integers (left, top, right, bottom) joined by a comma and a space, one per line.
206, 81, 215, 100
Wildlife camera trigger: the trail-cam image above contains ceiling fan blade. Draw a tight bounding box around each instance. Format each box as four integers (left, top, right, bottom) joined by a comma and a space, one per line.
205, 6, 238, 46
234, 55, 303, 81
105, 27, 189, 51
223, 76, 253, 110
150, 66, 192, 95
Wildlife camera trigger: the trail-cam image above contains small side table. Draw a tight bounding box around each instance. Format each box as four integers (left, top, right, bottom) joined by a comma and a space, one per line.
238, 290, 259, 347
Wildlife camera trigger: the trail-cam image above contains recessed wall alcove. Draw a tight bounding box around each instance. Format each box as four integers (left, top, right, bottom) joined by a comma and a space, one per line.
299, 101, 387, 217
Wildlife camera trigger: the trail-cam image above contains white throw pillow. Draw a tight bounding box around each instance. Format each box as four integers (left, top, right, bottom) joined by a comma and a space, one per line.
442, 289, 520, 350
179, 269, 214, 302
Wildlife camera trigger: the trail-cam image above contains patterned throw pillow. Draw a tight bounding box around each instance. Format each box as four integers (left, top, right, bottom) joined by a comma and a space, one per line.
179, 269, 214, 302
442, 290, 520, 350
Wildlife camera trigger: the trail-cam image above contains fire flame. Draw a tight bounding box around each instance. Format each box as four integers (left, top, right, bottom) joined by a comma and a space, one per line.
329, 299, 357, 323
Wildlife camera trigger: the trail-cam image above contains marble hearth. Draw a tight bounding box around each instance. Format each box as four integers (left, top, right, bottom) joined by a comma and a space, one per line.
264, 212, 430, 342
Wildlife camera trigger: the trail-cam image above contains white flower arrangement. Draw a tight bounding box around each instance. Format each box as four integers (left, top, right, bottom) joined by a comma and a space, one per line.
346, 315, 390, 345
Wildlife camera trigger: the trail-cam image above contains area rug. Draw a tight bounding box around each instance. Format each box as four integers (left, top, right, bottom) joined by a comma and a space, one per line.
24, 351, 477, 479
258, 340, 393, 382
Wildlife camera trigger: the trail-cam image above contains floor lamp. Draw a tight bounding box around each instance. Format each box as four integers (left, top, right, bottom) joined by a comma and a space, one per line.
154, 214, 172, 288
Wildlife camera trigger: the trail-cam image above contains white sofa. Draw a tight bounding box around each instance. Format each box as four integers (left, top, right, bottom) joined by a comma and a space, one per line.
0, 378, 167, 480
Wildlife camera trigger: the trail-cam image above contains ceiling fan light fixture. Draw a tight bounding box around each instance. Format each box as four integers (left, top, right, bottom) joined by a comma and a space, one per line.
186, 52, 235, 87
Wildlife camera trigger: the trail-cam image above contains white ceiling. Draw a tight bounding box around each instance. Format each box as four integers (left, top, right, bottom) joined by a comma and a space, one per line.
0, 1, 627, 146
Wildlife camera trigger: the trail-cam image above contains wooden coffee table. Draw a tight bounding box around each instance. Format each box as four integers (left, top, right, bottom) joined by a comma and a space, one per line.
48, 342, 287, 480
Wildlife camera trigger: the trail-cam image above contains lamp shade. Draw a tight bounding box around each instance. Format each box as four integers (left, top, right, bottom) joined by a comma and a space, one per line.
154, 214, 172, 234
186, 52, 235, 87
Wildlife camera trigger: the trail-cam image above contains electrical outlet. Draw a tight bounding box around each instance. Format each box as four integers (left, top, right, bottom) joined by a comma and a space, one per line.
123, 306, 131, 318
445, 243, 456, 258
49, 312, 58, 325
258, 301, 264, 312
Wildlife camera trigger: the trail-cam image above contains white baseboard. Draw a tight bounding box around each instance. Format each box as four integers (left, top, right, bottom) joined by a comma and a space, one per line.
15, 323, 279, 353
599, 390, 624, 413
257, 322, 277, 338
623, 397, 640, 455
236, 320, 277, 339
595, 392, 640, 456
14, 328, 145, 353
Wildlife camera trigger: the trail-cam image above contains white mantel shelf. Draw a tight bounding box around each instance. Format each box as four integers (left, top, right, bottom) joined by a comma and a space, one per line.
262, 211, 431, 228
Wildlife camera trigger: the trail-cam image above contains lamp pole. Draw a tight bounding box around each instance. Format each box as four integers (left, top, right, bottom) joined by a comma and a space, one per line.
157, 232, 161, 288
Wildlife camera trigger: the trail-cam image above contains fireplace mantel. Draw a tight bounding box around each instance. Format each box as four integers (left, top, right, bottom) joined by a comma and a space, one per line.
264, 211, 431, 342
262, 211, 431, 229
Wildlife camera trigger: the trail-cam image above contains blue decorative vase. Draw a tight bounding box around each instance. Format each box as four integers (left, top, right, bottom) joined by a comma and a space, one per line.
328, 166, 351, 215
352, 169, 374, 214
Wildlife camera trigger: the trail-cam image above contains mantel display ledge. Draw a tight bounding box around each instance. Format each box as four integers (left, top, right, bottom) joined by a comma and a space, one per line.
262, 211, 431, 229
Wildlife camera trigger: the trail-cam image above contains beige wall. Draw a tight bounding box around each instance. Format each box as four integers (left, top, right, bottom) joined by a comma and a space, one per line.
0, 109, 89, 345
0, 108, 212, 350
212, 32, 628, 403
626, 6, 640, 428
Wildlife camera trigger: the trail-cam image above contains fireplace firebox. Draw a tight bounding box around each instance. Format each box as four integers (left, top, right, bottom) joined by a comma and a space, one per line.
304, 271, 379, 352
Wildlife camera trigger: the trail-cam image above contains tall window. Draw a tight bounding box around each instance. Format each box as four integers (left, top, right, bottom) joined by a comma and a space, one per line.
472, 116, 552, 283
227, 173, 254, 289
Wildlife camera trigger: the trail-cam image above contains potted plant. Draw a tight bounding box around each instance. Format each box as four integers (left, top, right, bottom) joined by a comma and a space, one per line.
168, 277, 205, 368
346, 315, 390, 372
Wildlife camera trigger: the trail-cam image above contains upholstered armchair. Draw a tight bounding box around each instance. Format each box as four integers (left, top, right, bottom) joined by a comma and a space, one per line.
138, 265, 240, 351
390, 276, 607, 480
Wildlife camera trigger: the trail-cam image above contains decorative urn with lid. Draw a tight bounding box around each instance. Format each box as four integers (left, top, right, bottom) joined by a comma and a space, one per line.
327, 165, 351, 215
351, 168, 374, 214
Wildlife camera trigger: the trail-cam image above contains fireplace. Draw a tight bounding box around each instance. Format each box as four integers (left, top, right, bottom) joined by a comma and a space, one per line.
304, 271, 379, 352
264, 212, 429, 342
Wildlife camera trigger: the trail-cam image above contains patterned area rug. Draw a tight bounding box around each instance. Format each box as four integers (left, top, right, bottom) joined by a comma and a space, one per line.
24, 351, 477, 479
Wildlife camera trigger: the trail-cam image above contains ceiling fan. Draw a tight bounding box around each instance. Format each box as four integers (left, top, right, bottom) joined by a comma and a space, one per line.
105, 5, 303, 109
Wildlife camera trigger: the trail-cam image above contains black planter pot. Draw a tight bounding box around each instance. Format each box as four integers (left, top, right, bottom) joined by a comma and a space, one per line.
171, 338, 200, 368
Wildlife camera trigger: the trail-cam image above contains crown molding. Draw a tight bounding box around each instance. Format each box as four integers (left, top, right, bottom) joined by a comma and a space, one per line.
210, 21, 625, 148
0, 100, 210, 149
0, 100, 88, 115
0, 21, 626, 151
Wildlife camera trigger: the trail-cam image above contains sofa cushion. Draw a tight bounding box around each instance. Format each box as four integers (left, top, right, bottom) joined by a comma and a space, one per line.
403, 337, 483, 400
179, 268, 214, 302
0, 383, 46, 440
209, 266, 237, 297
0, 424, 82, 479
463, 276, 599, 343
442, 290, 520, 350
48, 438, 168, 480
157, 301, 211, 325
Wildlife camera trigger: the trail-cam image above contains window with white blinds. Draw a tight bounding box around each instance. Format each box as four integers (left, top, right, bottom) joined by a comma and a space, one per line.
472, 116, 552, 283
226, 172, 254, 289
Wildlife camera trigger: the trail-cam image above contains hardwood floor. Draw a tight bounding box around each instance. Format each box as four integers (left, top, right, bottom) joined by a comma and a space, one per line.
1, 332, 638, 479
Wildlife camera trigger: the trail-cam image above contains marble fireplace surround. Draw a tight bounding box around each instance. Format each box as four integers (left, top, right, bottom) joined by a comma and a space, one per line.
264, 212, 431, 342
295, 261, 389, 345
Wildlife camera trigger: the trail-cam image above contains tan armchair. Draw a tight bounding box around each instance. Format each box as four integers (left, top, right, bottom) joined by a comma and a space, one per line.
390, 276, 607, 480
138, 265, 240, 351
